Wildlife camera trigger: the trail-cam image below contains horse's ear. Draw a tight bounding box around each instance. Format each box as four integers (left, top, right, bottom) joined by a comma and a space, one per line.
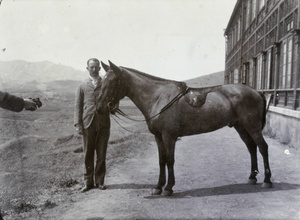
101, 61, 110, 72
108, 60, 122, 77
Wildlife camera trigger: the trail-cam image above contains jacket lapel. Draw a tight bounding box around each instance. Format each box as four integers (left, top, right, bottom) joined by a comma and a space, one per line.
86, 79, 94, 89
85, 76, 102, 90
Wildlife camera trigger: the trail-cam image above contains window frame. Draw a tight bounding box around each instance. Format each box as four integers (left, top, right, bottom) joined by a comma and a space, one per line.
279, 35, 294, 89
256, 54, 263, 90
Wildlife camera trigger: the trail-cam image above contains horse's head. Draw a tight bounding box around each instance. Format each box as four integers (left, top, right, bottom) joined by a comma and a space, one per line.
98, 61, 127, 114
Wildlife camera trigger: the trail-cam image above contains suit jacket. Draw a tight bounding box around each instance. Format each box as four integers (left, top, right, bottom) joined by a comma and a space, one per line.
0, 91, 24, 112
74, 78, 110, 129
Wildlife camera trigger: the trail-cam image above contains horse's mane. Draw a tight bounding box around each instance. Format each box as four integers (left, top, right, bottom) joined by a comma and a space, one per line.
121, 66, 183, 85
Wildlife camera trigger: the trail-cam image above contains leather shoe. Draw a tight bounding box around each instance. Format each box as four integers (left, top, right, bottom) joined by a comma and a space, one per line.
96, 184, 107, 190
81, 185, 94, 193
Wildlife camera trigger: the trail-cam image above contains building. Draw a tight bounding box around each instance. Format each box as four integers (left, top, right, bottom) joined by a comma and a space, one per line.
224, 0, 300, 148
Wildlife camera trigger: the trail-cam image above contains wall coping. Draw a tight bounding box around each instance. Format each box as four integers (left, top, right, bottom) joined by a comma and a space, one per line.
269, 106, 300, 119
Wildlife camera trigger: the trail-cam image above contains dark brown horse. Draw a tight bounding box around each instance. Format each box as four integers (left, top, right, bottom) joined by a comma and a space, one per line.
98, 61, 272, 196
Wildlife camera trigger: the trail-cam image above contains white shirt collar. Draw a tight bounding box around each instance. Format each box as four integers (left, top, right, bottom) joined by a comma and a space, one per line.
89, 75, 101, 87
89, 75, 100, 82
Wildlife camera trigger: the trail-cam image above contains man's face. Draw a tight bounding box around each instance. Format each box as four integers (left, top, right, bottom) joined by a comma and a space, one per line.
87, 60, 100, 77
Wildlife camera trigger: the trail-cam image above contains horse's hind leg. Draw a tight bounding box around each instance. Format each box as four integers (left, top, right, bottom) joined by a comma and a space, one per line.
248, 131, 272, 188
234, 124, 259, 184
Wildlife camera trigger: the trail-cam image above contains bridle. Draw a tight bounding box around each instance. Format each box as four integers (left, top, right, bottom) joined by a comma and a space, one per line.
105, 78, 122, 114
106, 98, 117, 112
105, 79, 190, 122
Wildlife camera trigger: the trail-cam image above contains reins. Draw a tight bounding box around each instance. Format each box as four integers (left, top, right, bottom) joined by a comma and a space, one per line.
110, 86, 190, 122
111, 113, 138, 133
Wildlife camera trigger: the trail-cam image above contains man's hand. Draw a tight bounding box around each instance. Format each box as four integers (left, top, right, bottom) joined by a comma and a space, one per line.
24, 98, 42, 111
24, 98, 38, 111
31, 98, 42, 108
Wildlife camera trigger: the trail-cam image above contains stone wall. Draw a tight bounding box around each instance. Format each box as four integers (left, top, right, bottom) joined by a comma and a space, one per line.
264, 106, 300, 148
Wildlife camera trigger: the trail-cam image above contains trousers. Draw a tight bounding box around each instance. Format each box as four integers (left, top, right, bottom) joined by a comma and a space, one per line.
82, 115, 110, 186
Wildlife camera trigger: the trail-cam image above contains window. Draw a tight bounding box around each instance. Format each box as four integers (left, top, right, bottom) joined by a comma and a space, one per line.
245, 0, 251, 29
258, 0, 265, 11
226, 34, 232, 53
293, 35, 299, 88
286, 38, 293, 88
249, 59, 255, 88
230, 71, 234, 84
237, 18, 241, 41
252, 0, 257, 21
256, 54, 263, 90
242, 63, 248, 84
287, 20, 294, 32
234, 68, 239, 83
231, 32, 234, 50
264, 49, 272, 89
286, 15, 294, 32
233, 26, 236, 46
279, 36, 293, 89
281, 42, 287, 88
225, 37, 229, 55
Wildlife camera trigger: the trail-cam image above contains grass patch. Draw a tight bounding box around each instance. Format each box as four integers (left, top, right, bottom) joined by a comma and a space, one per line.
14, 202, 37, 214
0, 99, 156, 219
43, 200, 57, 209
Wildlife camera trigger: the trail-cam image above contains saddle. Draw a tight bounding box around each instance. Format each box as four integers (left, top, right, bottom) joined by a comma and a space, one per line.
184, 86, 222, 107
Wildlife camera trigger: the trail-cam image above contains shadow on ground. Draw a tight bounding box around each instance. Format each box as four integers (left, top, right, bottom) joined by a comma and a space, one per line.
107, 183, 156, 190
142, 182, 300, 199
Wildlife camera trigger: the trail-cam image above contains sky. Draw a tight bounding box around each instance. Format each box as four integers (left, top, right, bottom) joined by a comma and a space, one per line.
0, 0, 237, 81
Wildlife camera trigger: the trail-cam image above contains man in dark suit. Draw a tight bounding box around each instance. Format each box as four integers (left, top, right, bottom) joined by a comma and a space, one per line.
0, 91, 39, 112
74, 58, 111, 192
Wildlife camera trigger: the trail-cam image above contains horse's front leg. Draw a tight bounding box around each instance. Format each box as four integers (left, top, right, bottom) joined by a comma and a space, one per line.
152, 135, 166, 195
161, 134, 177, 196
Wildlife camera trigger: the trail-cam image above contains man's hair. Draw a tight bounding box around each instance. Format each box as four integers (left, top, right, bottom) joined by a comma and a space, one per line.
87, 58, 100, 66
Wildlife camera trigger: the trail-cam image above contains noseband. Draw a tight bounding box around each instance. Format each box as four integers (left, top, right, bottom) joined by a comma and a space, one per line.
104, 78, 122, 114
106, 97, 117, 114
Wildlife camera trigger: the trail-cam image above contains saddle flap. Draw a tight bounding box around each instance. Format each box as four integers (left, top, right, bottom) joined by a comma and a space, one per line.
184, 86, 221, 107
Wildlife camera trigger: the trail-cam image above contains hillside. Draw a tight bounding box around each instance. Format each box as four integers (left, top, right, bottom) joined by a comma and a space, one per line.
185, 71, 224, 87
0, 60, 86, 83
0, 60, 225, 111
0, 60, 224, 92
0, 60, 225, 104
0, 60, 88, 103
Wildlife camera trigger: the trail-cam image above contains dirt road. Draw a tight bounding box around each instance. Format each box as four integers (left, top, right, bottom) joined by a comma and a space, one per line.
45, 126, 300, 220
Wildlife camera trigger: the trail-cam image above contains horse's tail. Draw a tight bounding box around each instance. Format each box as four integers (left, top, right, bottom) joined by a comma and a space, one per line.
258, 91, 267, 129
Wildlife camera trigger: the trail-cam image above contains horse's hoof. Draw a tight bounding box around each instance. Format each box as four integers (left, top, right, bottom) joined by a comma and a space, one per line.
161, 190, 173, 197
247, 179, 257, 185
262, 182, 273, 188
151, 188, 162, 195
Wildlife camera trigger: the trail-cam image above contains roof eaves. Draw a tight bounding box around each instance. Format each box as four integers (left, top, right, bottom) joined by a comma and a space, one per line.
224, 0, 242, 36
